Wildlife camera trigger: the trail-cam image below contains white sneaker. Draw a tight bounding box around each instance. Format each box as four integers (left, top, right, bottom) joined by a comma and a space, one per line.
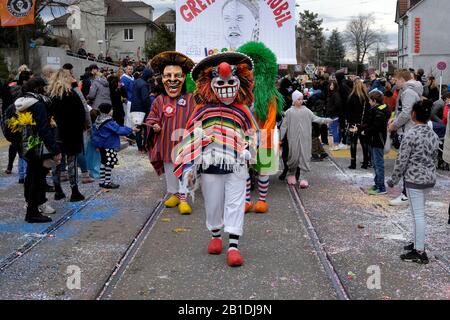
338, 143, 349, 150
330, 145, 340, 151
389, 194, 409, 206
38, 203, 56, 215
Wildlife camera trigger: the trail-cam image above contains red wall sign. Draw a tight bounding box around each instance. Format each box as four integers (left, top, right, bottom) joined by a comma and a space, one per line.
414, 17, 421, 54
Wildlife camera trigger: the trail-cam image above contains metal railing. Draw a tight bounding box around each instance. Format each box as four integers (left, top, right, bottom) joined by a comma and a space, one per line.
65, 51, 120, 67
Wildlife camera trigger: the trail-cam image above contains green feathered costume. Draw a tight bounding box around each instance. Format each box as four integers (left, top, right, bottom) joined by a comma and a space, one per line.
237, 41, 283, 175
236, 41, 284, 213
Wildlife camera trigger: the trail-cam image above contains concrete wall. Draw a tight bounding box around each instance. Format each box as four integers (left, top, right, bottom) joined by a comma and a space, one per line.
399, 0, 450, 84
1, 46, 118, 80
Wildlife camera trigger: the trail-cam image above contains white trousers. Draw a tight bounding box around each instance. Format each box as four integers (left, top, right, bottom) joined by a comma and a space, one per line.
124, 101, 132, 128
164, 162, 181, 194
201, 169, 247, 236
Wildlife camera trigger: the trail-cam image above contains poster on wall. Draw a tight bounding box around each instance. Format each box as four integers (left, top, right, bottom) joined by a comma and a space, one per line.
176, 0, 297, 64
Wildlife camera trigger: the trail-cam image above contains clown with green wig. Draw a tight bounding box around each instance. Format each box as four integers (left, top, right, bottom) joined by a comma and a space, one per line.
237, 41, 284, 214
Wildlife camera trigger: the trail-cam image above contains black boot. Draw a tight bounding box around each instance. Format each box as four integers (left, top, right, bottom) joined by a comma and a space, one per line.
279, 168, 288, 181
348, 159, 356, 170
25, 207, 52, 223
448, 203, 450, 225
70, 185, 85, 202
54, 184, 66, 201
46, 183, 55, 193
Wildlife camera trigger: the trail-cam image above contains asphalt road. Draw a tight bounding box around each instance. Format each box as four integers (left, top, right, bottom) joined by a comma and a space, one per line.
0, 140, 448, 300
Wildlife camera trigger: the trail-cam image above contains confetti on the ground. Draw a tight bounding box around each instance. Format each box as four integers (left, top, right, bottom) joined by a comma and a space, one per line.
173, 227, 191, 233
161, 218, 172, 222
347, 271, 356, 280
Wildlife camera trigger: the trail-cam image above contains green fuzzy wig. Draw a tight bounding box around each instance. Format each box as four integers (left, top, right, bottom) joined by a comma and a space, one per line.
185, 72, 196, 94
237, 41, 284, 121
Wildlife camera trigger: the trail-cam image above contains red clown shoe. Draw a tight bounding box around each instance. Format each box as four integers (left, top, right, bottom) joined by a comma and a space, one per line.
227, 250, 244, 267
207, 238, 223, 255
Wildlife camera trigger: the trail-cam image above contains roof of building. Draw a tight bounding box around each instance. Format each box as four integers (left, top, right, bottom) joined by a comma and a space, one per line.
48, 0, 159, 27
154, 9, 176, 26
47, 13, 71, 27
105, 0, 152, 24
122, 1, 154, 10
396, 0, 424, 21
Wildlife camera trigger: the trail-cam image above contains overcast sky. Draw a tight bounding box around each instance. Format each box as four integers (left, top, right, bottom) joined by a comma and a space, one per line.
43, 0, 399, 49
145, 0, 398, 49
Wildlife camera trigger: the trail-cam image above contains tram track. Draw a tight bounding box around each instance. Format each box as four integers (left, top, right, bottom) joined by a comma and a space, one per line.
287, 183, 350, 300
0, 190, 104, 273
96, 198, 165, 300
327, 156, 450, 275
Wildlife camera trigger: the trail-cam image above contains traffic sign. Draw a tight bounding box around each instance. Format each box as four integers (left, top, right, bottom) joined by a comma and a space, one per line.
437, 61, 447, 71
381, 62, 389, 72
305, 64, 316, 75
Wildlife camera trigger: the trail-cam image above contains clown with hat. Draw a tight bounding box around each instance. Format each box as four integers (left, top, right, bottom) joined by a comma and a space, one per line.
174, 52, 259, 267
145, 51, 195, 215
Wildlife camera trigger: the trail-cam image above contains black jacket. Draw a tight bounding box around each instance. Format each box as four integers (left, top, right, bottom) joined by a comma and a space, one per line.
361, 104, 390, 149
325, 91, 342, 118
346, 95, 370, 125
110, 84, 127, 126
15, 93, 60, 156
426, 86, 440, 102
306, 91, 327, 117
81, 73, 93, 98
52, 90, 86, 155
131, 68, 153, 114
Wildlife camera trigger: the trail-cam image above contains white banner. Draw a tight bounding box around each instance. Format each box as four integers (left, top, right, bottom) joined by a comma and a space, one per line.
176, 0, 297, 64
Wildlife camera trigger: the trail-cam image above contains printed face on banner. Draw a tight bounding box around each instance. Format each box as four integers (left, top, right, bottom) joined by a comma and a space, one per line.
222, 0, 259, 49
176, 0, 296, 64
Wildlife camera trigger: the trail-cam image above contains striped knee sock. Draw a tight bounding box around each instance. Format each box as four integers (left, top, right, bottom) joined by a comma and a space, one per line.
176, 193, 187, 202
105, 167, 112, 185
211, 229, 221, 240
228, 234, 239, 251
246, 176, 251, 203
258, 175, 270, 202
100, 165, 106, 184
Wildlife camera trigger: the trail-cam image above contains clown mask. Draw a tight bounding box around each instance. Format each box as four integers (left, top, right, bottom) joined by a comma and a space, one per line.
211, 62, 240, 105
162, 65, 186, 98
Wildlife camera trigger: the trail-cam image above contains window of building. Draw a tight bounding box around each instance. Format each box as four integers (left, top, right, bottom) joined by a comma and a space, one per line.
402, 18, 408, 51
124, 29, 134, 41
166, 24, 175, 32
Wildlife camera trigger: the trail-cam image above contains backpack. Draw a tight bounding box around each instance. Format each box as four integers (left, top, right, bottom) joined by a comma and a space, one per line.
0, 102, 21, 144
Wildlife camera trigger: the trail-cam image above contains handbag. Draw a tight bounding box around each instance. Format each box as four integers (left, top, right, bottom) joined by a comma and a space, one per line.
391, 132, 402, 150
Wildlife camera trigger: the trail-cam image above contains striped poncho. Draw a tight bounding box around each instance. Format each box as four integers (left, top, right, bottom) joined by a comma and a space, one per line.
173, 104, 259, 178
146, 93, 195, 175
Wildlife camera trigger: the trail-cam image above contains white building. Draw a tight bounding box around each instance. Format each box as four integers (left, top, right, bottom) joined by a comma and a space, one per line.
396, 0, 450, 84
48, 0, 160, 60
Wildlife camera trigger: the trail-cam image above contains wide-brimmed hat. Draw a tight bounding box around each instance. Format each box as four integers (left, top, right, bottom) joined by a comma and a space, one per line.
150, 51, 194, 75
191, 52, 254, 81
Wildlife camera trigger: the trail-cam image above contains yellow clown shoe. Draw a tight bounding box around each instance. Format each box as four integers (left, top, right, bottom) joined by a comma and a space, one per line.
178, 202, 192, 215
164, 195, 180, 208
